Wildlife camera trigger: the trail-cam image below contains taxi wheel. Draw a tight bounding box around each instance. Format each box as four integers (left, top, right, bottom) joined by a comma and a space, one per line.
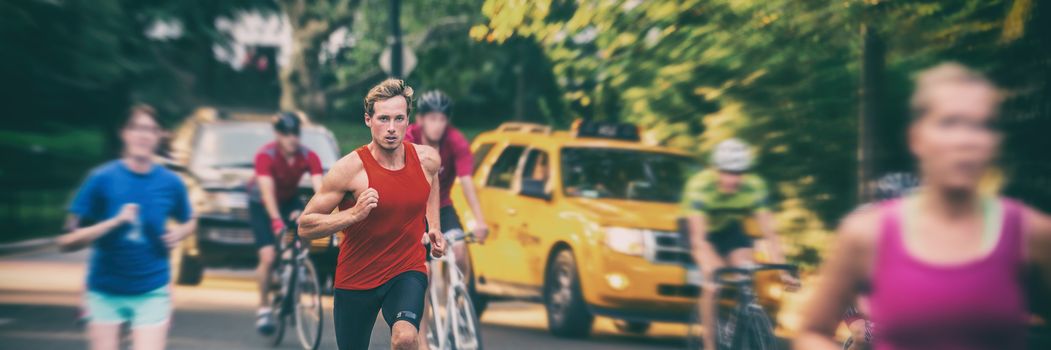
614, 320, 651, 335
468, 273, 489, 317
175, 253, 204, 286
544, 249, 593, 338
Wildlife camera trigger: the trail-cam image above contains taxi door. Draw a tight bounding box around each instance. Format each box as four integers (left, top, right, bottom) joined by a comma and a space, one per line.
469, 144, 532, 289
504, 147, 554, 286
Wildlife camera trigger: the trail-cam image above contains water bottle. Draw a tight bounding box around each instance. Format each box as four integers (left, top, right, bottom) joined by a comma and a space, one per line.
127, 213, 145, 244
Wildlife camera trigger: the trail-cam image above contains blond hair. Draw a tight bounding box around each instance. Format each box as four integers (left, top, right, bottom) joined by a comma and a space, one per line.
364, 79, 414, 116
909, 62, 1002, 120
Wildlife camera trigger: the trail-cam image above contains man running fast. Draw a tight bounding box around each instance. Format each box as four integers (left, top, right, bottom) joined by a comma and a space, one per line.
681, 138, 797, 350
406, 90, 489, 274
249, 112, 324, 334
298, 79, 447, 350
58, 105, 196, 350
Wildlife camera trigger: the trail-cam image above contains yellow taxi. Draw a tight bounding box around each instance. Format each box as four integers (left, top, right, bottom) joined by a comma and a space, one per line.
450, 120, 785, 337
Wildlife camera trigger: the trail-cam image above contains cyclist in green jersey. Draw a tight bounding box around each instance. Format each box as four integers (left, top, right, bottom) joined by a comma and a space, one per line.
681, 138, 797, 350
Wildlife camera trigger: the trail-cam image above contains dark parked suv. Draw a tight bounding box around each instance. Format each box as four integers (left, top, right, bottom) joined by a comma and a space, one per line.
165, 108, 340, 286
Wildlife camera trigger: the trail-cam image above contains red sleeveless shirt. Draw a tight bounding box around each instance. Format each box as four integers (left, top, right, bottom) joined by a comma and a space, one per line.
335, 142, 429, 290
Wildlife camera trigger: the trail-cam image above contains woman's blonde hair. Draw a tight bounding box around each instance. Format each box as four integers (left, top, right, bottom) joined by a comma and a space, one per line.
909, 62, 1002, 120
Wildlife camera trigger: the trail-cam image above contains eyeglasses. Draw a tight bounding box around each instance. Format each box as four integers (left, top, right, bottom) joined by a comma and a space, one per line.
125, 124, 161, 133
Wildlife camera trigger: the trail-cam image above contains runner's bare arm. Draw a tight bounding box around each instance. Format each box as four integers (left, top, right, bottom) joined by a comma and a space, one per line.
418, 145, 446, 257
57, 204, 138, 252
310, 174, 323, 194
796, 208, 879, 350
298, 153, 377, 240
1024, 206, 1051, 321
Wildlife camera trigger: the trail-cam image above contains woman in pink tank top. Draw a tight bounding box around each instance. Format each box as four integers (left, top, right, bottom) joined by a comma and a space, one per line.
796, 63, 1051, 350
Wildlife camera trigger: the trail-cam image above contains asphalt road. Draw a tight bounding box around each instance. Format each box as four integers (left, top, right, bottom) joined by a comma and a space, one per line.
0, 248, 795, 349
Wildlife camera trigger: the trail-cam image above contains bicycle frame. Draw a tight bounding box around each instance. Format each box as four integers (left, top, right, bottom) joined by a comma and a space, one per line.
268, 228, 323, 350
713, 264, 796, 350
275, 231, 301, 319
426, 235, 479, 350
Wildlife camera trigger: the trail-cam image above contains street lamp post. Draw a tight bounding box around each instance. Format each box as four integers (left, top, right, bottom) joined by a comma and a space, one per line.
390, 0, 403, 78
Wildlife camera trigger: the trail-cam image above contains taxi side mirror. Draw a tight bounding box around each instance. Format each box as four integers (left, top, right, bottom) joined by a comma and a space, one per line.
519, 179, 551, 200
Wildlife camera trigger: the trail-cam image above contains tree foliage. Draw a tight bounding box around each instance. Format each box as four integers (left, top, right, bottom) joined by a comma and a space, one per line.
473, 0, 1051, 263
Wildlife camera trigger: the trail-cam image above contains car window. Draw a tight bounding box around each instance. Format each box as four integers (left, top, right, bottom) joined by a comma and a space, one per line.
485, 145, 525, 189
472, 143, 495, 176
560, 147, 695, 203
519, 149, 551, 186
191, 124, 339, 170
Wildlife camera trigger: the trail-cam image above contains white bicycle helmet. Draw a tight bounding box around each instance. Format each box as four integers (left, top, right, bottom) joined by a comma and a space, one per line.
711, 138, 753, 172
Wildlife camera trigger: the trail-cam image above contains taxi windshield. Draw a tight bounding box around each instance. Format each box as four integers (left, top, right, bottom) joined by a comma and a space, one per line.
560, 147, 696, 203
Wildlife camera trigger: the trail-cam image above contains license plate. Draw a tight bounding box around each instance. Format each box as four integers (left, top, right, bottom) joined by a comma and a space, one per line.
220, 192, 248, 209
206, 228, 254, 244
686, 267, 703, 286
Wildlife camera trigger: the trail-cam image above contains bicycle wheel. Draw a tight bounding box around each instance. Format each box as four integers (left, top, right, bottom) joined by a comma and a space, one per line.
268, 260, 291, 347
450, 284, 483, 350
425, 286, 443, 350
737, 305, 777, 350
715, 304, 739, 350
294, 258, 323, 350
686, 307, 703, 350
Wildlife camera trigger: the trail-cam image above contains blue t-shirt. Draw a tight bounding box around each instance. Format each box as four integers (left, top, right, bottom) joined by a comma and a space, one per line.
69, 160, 192, 295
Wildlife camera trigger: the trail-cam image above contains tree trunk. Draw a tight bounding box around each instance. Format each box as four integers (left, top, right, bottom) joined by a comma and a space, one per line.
277, 0, 361, 120
280, 21, 329, 119
858, 24, 884, 203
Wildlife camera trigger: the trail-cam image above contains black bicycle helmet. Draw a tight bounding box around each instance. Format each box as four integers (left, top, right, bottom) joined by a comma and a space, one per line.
274, 111, 301, 135
416, 90, 453, 116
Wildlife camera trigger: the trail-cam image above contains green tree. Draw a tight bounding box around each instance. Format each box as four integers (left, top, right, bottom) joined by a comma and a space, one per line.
474, 0, 1051, 263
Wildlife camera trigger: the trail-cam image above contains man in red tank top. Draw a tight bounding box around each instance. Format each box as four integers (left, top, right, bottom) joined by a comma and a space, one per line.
298, 79, 447, 350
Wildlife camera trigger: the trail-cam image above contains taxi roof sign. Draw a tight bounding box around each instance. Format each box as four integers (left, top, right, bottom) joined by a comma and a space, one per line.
571, 119, 641, 141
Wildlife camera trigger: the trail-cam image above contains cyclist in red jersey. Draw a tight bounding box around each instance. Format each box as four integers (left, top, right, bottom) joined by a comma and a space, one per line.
248, 112, 324, 334
298, 79, 447, 350
406, 90, 489, 275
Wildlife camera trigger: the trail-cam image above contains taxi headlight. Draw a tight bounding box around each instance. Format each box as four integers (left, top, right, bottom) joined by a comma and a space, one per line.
604, 227, 647, 256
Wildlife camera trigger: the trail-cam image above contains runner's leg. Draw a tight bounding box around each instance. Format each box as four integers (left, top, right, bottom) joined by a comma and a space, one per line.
334, 288, 382, 350
129, 287, 171, 350
88, 323, 121, 350
380, 271, 428, 350
131, 323, 168, 350
85, 289, 125, 350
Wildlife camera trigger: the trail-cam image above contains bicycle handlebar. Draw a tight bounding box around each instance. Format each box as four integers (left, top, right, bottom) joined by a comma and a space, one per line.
422, 231, 482, 245
713, 263, 798, 287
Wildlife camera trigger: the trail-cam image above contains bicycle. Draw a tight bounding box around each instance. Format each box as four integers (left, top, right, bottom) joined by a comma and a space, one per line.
266, 226, 323, 350
424, 233, 483, 350
686, 263, 797, 350
841, 318, 873, 350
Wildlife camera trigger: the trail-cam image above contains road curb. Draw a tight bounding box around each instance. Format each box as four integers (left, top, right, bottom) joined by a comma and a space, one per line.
0, 237, 55, 256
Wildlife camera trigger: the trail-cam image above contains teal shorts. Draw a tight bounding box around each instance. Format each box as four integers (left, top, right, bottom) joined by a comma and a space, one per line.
85, 286, 171, 328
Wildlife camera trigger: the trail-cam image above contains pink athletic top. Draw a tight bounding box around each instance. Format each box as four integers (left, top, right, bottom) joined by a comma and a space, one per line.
405, 124, 473, 208
869, 198, 1028, 350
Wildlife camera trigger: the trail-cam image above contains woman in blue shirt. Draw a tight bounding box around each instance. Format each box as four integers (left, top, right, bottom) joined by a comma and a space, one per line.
58, 105, 196, 350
